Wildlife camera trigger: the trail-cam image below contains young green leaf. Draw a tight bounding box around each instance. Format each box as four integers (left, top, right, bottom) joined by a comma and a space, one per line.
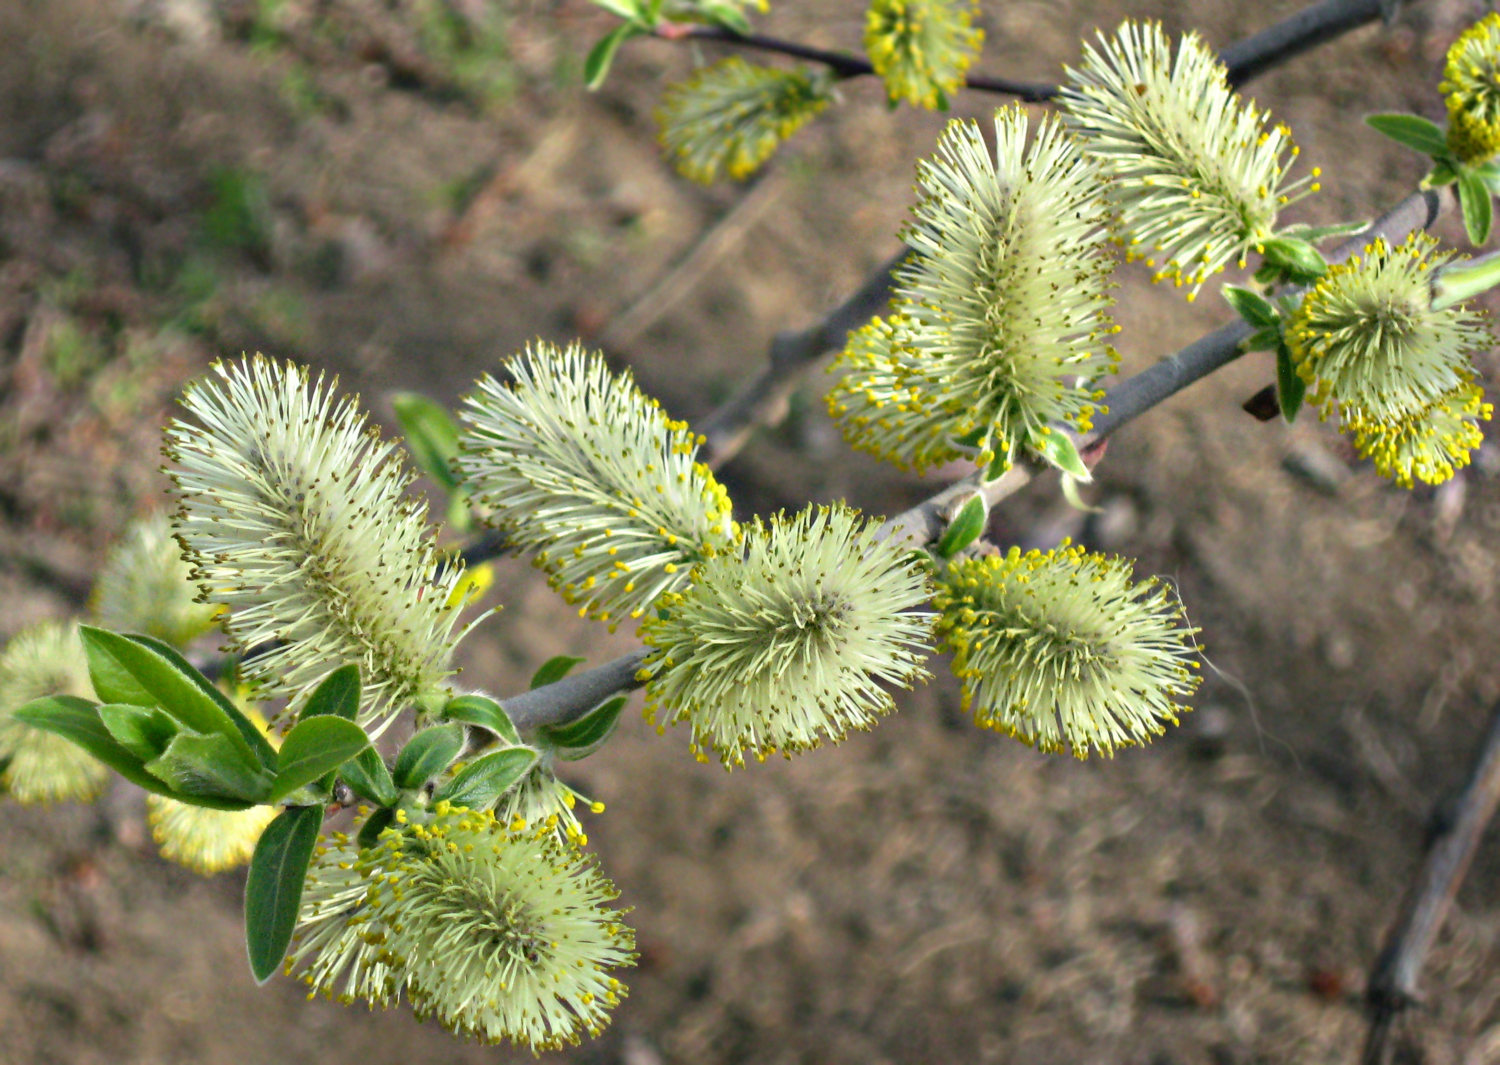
356, 805, 396, 849
144, 731, 275, 803
538, 696, 626, 761
1259, 237, 1328, 282
79, 627, 262, 770
392, 723, 465, 790
298, 664, 361, 722
432, 747, 539, 808
121, 633, 278, 770
935, 494, 988, 559
1365, 113, 1450, 157
14, 696, 243, 809
530, 655, 585, 691
1459, 168, 1494, 245
266, 716, 369, 804
1428, 158, 1460, 187
97, 702, 181, 762
339, 747, 399, 808
1278, 220, 1371, 245
441, 693, 522, 747
245, 804, 323, 984
1031, 429, 1091, 482
584, 22, 639, 91
1060, 473, 1103, 514
1222, 285, 1280, 329
1241, 325, 1282, 352
391, 392, 461, 493
1475, 160, 1500, 197
1275, 341, 1306, 423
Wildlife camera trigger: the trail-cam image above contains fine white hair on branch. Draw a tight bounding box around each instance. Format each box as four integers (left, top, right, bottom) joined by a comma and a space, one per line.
165, 356, 478, 732
456, 341, 739, 629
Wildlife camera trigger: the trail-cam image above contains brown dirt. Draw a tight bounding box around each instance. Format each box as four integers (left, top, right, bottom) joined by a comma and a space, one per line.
3, 1, 1500, 1063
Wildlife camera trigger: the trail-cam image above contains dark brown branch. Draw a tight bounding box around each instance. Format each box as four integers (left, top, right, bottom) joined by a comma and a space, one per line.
1087, 188, 1443, 443
1362, 700, 1500, 1065
698, 248, 911, 466
674, 26, 1054, 100
490, 176, 1453, 733
675, 0, 1406, 100
1220, 0, 1400, 88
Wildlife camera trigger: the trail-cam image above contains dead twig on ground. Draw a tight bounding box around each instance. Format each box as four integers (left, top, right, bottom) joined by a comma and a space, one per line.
1362, 700, 1500, 1065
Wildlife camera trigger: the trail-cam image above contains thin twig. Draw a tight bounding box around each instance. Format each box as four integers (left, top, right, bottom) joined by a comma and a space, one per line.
462, 0, 1414, 566
674, 0, 1404, 100
686, 0, 1420, 468
503, 185, 1450, 732
1362, 700, 1500, 1065
698, 247, 910, 466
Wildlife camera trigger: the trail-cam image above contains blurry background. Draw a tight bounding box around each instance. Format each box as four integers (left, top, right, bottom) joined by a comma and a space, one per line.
1, 1, 1498, 1062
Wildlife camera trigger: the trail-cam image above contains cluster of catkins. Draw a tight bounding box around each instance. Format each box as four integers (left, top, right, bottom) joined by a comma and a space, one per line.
5, 11, 1500, 1054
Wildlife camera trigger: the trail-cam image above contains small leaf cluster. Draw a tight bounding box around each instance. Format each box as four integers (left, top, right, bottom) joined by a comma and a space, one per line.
583, 0, 767, 90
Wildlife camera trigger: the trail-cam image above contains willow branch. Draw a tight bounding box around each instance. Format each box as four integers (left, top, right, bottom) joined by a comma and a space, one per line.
1362, 700, 1500, 1065
673, 25, 1054, 99
674, 0, 1406, 101
684, 0, 1421, 470
698, 247, 910, 466
495, 185, 1449, 732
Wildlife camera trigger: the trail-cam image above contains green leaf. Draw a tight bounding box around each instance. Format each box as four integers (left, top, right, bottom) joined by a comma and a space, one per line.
393, 723, 464, 790
934, 494, 988, 559
1428, 158, 1460, 187
1460, 168, 1494, 245
298, 664, 361, 721
145, 730, 275, 802
441, 693, 522, 747
1253, 261, 1281, 284
266, 716, 369, 804
1278, 220, 1370, 245
120, 633, 278, 770
97, 702, 181, 762
1030, 429, 1091, 482
951, 425, 987, 449
1474, 160, 1500, 196
1365, 113, 1449, 157
1259, 237, 1327, 282
531, 655, 585, 690
1275, 341, 1306, 423
15, 696, 255, 810
584, 23, 638, 91
79, 627, 262, 770
433, 747, 539, 808
1060, 474, 1103, 514
391, 392, 461, 493
356, 806, 396, 849
1221, 285, 1279, 329
339, 747, 399, 808
1241, 325, 1282, 352
445, 490, 473, 533
539, 696, 626, 760
245, 804, 323, 985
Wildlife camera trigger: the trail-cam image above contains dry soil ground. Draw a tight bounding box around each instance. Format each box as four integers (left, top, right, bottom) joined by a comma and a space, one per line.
2, 1, 1500, 1063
